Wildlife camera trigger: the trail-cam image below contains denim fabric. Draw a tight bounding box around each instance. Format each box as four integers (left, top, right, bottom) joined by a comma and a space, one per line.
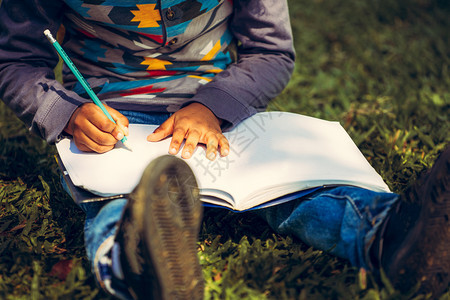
257, 186, 398, 269
64, 110, 399, 283
118, 110, 171, 125
82, 199, 127, 264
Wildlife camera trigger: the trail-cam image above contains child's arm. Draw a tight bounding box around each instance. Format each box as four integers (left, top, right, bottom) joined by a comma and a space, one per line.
0, 0, 88, 144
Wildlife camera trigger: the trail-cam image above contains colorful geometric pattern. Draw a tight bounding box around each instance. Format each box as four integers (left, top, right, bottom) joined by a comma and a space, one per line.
62, 0, 235, 106
130, 4, 161, 28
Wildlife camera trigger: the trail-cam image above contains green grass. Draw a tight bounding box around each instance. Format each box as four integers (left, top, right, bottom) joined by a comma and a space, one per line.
1, 0, 449, 298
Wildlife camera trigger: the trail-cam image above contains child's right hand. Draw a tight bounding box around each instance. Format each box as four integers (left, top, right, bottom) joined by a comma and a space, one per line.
64, 103, 129, 153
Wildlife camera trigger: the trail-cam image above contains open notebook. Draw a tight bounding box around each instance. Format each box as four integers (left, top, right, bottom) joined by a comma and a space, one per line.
55, 112, 391, 211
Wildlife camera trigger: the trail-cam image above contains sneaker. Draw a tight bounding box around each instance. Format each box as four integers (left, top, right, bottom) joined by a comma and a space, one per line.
114, 155, 204, 300
372, 146, 450, 296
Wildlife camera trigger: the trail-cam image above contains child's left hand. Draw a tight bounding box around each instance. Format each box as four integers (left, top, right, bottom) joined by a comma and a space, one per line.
147, 103, 230, 161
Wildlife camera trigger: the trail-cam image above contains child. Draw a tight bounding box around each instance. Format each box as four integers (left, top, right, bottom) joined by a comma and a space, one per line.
0, 0, 448, 299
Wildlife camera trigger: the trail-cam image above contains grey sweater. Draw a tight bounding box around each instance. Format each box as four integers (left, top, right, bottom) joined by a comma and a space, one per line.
0, 0, 295, 143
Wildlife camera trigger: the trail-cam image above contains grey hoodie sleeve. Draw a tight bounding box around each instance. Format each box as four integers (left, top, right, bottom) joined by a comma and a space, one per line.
0, 0, 89, 143
189, 0, 296, 129
0, 0, 295, 142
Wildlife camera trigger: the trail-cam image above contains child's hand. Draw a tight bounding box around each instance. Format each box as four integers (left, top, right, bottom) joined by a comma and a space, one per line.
147, 103, 230, 160
65, 103, 129, 153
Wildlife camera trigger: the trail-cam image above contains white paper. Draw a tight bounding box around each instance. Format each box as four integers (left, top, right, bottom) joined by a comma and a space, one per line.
56, 112, 391, 211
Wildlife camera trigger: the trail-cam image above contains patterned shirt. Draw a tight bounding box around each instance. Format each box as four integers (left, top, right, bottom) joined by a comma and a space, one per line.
0, 0, 295, 143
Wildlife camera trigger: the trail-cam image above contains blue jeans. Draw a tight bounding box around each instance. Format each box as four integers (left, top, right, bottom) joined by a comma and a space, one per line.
256, 186, 397, 268
67, 111, 398, 278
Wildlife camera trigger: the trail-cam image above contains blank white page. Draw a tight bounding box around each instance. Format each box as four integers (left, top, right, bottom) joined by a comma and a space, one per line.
56, 112, 391, 210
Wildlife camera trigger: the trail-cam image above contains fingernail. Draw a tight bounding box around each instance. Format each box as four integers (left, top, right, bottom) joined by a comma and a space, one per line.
116, 132, 124, 140
147, 133, 155, 141
123, 126, 129, 136
170, 147, 177, 154
207, 152, 216, 161
222, 149, 229, 156
183, 151, 191, 158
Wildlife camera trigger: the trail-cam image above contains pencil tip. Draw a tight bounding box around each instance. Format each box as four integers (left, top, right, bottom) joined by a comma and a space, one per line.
122, 140, 133, 152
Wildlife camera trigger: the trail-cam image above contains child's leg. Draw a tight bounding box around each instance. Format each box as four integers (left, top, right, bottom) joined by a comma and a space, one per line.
81, 199, 127, 265
61, 178, 132, 299
257, 186, 398, 269
61, 110, 173, 299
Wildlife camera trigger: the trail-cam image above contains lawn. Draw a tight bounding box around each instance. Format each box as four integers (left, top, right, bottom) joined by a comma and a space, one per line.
1, 0, 449, 299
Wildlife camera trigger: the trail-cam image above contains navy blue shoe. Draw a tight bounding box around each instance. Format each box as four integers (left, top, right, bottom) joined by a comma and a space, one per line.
115, 155, 204, 300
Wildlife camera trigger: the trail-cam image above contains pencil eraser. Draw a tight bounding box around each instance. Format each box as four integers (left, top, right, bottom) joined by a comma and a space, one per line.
44, 29, 56, 43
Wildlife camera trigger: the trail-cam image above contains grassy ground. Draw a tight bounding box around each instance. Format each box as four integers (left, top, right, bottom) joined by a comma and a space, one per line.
1, 0, 449, 299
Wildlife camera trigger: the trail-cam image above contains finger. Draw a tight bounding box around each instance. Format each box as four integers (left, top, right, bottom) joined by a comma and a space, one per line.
147, 117, 174, 142
73, 140, 92, 152
182, 129, 201, 159
218, 135, 230, 157
74, 130, 115, 153
169, 125, 188, 155
83, 140, 115, 153
71, 110, 118, 147
110, 125, 126, 142
205, 133, 219, 161
106, 105, 129, 128
85, 110, 126, 144
81, 120, 118, 146
79, 103, 118, 135
106, 106, 130, 136
120, 124, 129, 136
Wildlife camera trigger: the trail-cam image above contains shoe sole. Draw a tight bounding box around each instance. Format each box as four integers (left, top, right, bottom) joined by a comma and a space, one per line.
388, 149, 450, 296
127, 155, 204, 300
